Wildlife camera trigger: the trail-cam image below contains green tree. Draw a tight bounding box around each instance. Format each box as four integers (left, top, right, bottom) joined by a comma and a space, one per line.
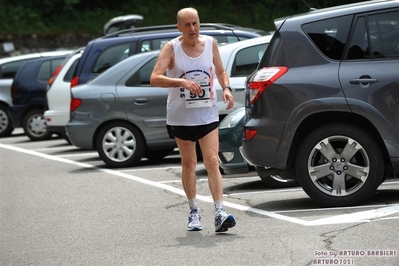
0, 0, 364, 35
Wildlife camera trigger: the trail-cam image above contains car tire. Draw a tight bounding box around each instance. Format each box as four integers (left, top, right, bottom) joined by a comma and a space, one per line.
96, 122, 145, 168
295, 123, 384, 207
22, 109, 52, 141
0, 104, 14, 137
256, 167, 299, 188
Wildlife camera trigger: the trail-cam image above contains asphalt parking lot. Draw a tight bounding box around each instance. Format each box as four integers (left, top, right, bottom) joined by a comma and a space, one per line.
1, 129, 399, 266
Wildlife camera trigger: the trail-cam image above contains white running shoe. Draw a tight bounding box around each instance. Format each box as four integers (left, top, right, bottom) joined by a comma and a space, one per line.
214, 208, 236, 232
187, 208, 202, 231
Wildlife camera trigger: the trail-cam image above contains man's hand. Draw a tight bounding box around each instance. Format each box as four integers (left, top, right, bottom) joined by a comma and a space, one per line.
223, 89, 234, 110
183, 79, 202, 95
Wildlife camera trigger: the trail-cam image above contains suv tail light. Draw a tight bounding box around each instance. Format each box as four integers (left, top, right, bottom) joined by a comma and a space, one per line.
244, 128, 258, 140
248, 67, 288, 104
70, 76, 79, 88
70, 98, 82, 112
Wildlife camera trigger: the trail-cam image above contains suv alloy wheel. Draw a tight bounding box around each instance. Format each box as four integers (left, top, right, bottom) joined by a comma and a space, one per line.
295, 123, 384, 206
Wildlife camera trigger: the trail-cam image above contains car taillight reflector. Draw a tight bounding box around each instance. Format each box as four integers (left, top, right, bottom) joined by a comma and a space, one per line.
70, 76, 79, 88
47, 64, 63, 91
248, 67, 288, 104
70, 98, 82, 112
244, 129, 258, 140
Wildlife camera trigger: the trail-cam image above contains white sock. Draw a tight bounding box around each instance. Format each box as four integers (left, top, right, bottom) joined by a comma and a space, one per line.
188, 198, 198, 210
214, 200, 223, 210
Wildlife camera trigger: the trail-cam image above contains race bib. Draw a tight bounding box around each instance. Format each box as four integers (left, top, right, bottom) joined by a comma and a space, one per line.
185, 78, 211, 108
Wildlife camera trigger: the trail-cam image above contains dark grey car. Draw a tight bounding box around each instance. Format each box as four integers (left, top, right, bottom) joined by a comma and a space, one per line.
66, 50, 176, 168
241, 0, 399, 207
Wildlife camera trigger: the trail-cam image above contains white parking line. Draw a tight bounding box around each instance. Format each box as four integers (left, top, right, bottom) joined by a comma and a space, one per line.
306, 204, 399, 225
57, 153, 99, 157
2, 142, 399, 226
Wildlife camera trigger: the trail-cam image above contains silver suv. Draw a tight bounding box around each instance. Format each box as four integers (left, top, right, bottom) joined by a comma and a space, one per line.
241, 0, 399, 207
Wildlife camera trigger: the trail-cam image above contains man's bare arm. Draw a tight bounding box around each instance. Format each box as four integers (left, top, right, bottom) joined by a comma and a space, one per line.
150, 42, 182, 87
150, 42, 203, 94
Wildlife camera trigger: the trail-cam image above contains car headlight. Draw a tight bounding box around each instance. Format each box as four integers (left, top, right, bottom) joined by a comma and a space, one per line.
219, 107, 245, 129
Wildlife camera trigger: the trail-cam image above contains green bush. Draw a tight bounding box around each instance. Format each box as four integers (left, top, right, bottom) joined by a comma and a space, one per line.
0, 0, 363, 35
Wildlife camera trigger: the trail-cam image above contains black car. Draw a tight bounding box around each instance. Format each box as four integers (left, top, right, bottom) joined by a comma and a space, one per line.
9, 54, 70, 140
241, 0, 399, 207
71, 23, 267, 87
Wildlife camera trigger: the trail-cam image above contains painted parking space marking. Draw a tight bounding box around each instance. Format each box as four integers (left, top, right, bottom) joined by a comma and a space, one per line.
2, 142, 399, 226
305, 204, 399, 225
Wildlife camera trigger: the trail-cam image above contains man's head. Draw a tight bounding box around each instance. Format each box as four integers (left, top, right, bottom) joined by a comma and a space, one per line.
176, 7, 200, 39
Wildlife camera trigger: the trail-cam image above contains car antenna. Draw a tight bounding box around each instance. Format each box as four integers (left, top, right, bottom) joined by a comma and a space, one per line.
302, 0, 317, 11
92, 27, 106, 36
217, 13, 241, 42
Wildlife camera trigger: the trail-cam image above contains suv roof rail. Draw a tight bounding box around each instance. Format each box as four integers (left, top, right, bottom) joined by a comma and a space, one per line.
103, 23, 248, 38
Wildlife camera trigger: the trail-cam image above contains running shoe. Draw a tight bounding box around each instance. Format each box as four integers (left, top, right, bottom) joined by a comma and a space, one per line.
214, 208, 236, 232
187, 208, 202, 231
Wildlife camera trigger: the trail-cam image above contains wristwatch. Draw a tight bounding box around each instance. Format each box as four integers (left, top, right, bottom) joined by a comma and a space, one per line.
223, 86, 232, 91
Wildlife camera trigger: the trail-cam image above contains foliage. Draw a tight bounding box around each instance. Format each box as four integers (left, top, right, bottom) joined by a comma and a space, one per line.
0, 0, 363, 35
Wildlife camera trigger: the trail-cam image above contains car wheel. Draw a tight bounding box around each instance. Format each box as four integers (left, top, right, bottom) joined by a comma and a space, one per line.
145, 148, 175, 162
256, 167, 299, 188
96, 122, 145, 168
0, 105, 14, 137
22, 109, 52, 141
295, 123, 384, 207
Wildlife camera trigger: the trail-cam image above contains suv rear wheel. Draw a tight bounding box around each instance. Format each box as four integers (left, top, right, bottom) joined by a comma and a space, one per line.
296, 123, 384, 207
22, 109, 52, 141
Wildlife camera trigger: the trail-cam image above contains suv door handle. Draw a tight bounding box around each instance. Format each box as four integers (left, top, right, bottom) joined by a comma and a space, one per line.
349, 78, 378, 85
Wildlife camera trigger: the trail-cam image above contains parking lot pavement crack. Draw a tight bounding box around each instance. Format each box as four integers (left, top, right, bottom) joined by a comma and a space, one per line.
165, 168, 181, 179
320, 223, 364, 252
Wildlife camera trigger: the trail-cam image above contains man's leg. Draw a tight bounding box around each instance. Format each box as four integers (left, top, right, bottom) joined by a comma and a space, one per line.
176, 137, 202, 231
198, 128, 223, 201
199, 128, 236, 232
175, 137, 198, 199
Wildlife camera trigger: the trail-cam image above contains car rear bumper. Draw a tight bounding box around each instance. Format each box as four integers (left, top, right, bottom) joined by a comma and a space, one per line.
65, 121, 96, 149
241, 116, 287, 168
44, 110, 69, 127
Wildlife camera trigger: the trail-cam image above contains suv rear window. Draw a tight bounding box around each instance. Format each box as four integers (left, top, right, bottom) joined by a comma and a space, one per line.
92, 43, 133, 73
141, 38, 170, 52
348, 10, 399, 60
302, 15, 352, 60
37, 58, 64, 81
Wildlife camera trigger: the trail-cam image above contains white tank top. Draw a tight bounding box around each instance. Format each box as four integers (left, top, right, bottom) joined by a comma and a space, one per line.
166, 35, 218, 126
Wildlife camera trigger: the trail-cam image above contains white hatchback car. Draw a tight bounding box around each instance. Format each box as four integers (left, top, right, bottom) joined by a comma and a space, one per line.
0, 50, 73, 137
44, 48, 84, 142
216, 35, 272, 120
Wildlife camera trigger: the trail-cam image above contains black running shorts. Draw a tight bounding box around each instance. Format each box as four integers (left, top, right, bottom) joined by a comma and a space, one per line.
166, 122, 219, 142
